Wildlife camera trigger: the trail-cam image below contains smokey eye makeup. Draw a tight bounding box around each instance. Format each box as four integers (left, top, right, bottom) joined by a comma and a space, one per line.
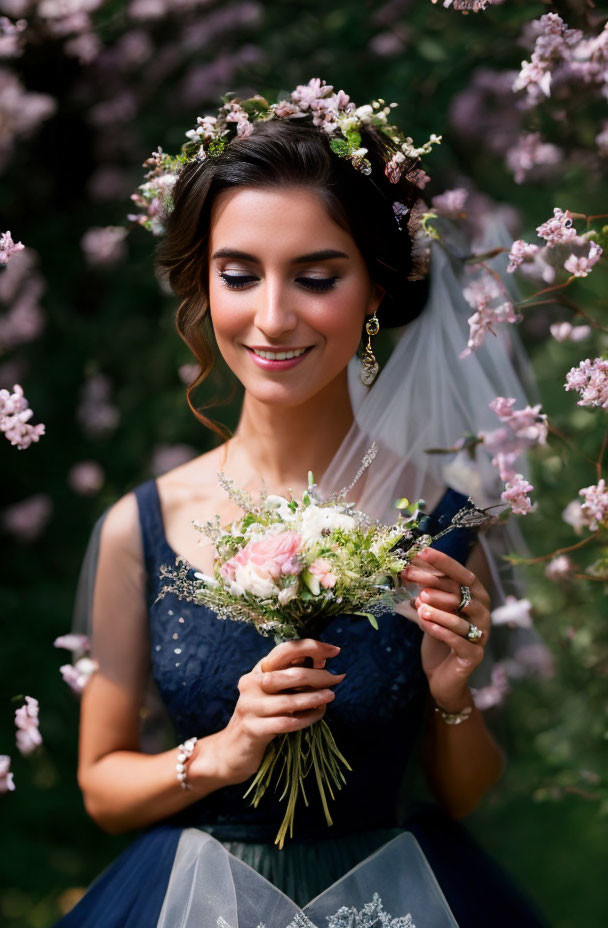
218, 272, 340, 293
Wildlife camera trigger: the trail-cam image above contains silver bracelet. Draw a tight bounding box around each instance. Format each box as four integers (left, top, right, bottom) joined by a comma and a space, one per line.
433, 704, 473, 725
176, 736, 198, 790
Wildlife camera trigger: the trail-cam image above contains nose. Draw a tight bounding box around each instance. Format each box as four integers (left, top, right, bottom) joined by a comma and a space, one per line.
253, 276, 298, 339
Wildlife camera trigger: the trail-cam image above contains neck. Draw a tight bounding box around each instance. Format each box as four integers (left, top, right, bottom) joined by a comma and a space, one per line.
229, 371, 354, 495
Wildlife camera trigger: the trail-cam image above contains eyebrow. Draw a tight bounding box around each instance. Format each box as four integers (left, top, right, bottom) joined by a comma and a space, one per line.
211, 248, 350, 264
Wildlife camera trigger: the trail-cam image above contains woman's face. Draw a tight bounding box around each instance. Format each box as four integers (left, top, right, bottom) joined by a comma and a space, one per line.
207, 186, 384, 408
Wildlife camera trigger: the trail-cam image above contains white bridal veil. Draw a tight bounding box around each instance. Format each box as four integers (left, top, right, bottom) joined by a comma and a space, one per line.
70, 212, 549, 749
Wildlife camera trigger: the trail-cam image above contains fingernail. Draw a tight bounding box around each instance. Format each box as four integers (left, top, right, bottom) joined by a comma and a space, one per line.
421, 607, 433, 619
328, 644, 341, 653
420, 591, 430, 601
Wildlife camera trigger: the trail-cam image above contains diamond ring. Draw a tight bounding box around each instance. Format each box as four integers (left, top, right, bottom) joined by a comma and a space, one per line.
466, 623, 483, 642
456, 584, 472, 615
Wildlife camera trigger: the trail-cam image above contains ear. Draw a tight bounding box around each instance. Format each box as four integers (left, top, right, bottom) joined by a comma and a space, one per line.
368, 280, 386, 317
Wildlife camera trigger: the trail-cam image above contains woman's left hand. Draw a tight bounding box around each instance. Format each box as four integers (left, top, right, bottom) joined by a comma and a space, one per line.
401, 546, 491, 711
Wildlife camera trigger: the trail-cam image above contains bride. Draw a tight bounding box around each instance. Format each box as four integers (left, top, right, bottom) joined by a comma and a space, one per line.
54, 81, 550, 926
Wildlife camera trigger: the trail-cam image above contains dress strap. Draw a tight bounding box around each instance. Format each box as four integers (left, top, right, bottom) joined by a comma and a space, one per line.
132, 478, 166, 577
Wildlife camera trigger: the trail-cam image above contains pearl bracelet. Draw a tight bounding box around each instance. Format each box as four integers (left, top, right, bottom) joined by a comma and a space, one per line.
176, 736, 198, 790
433, 704, 473, 725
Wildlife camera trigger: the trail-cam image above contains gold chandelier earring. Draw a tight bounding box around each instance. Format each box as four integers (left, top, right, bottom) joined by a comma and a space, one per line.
360, 312, 380, 386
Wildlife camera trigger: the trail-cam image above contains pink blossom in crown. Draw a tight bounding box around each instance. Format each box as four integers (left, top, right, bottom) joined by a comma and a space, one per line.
15, 696, 42, 755
220, 531, 304, 585
578, 478, 608, 532
564, 357, 608, 410
0, 755, 15, 793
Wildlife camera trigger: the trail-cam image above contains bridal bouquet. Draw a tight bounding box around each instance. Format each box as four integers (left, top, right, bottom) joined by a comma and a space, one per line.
158, 464, 489, 847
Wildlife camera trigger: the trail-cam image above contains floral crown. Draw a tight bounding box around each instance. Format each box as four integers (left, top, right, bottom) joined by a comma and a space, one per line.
128, 77, 442, 277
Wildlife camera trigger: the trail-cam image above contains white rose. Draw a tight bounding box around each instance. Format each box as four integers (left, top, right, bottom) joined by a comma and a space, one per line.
265, 495, 296, 522
278, 584, 299, 606
298, 504, 357, 546
234, 562, 280, 599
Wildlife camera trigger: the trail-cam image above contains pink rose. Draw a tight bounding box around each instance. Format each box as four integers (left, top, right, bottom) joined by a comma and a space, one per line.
220, 531, 303, 594
308, 557, 337, 589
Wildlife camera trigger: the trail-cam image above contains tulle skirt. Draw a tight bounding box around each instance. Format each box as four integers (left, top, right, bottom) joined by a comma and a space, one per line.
53, 802, 550, 928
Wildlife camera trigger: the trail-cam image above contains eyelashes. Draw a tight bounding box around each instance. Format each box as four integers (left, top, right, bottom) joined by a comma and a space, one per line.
219, 273, 339, 293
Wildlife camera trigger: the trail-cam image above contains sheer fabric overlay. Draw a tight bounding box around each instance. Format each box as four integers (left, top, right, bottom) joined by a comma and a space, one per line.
156, 830, 458, 928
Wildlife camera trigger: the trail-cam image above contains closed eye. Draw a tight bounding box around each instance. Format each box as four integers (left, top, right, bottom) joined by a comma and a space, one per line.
219, 273, 339, 293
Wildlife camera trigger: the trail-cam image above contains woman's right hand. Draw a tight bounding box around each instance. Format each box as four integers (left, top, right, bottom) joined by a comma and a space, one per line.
190, 639, 345, 788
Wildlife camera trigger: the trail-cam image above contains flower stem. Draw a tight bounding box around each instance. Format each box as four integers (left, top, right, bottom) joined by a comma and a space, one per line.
242, 718, 351, 849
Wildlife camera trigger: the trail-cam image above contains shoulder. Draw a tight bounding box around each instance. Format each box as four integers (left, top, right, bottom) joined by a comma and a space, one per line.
95, 492, 144, 573
155, 443, 226, 512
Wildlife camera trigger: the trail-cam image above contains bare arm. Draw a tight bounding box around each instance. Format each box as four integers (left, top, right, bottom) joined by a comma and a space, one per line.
76, 495, 344, 834
420, 540, 506, 818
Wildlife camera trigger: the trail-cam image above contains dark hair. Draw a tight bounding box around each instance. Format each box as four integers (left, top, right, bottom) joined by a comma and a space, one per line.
155, 114, 430, 437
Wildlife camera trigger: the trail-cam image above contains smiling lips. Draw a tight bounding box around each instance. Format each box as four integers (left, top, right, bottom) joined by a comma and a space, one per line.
246, 345, 313, 369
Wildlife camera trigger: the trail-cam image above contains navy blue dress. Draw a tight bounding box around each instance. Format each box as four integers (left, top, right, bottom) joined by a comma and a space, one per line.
53, 481, 550, 927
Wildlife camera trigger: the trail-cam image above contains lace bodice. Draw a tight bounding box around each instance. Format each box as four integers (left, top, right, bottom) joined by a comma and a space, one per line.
133, 480, 476, 841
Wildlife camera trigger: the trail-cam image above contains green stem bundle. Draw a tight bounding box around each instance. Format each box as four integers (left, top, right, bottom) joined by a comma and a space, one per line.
243, 718, 352, 849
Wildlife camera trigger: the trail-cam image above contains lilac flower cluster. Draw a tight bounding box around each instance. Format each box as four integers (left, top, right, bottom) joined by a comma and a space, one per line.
483, 396, 548, 481
578, 478, 608, 532
564, 357, 608, 410
0, 754, 15, 793
505, 132, 562, 185
459, 273, 521, 358
14, 695, 41, 755
507, 208, 603, 285
513, 14, 585, 107
55, 634, 98, 694
431, 0, 504, 12
0, 229, 23, 263
550, 322, 591, 343
0, 383, 45, 449
481, 396, 548, 516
